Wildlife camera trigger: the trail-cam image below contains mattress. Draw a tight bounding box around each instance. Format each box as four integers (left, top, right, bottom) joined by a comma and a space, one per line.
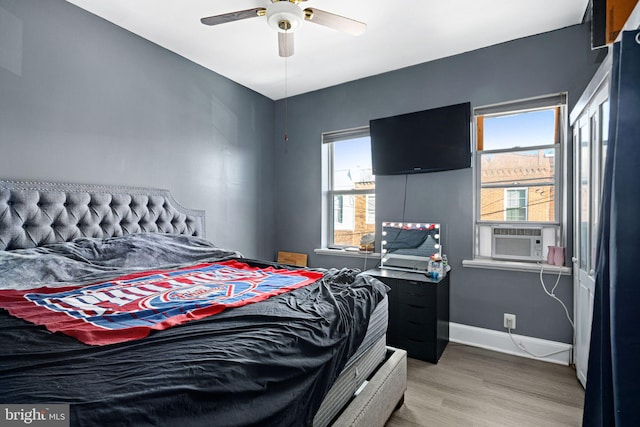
313, 295, 389, 427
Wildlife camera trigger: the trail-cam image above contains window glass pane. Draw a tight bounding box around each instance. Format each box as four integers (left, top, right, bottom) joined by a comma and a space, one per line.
601, 100, 609, 180
593, 100, 609, 268
579, 122, 590, 270
366, 194, 375, 224
505, 189, 527, 221
483, 108, 556, 151
481, 186, 554, 222
334, 195, 354, 231
332, 137, 374, 191
480, 149, 556, 222
332, 194, 376, 246
480, 149, 556, 186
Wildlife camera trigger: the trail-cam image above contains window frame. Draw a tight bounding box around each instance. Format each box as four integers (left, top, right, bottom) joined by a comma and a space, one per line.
472, 93, 567, 259
322, 126, 374, 249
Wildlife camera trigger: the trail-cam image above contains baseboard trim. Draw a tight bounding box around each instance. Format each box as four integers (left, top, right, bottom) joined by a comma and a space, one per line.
449, 322, 572, 366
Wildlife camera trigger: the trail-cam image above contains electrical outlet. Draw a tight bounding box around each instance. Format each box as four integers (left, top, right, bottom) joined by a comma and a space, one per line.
504, 313, 516, 330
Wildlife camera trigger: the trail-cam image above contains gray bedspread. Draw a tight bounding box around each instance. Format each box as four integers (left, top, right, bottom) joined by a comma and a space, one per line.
0, 233, 242, 289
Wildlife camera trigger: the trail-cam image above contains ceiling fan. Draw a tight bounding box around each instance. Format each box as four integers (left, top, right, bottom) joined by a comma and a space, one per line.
200, 0, 367, 57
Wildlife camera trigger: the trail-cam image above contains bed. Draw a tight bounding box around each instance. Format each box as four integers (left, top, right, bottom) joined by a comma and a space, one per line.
0, 180, 406, 427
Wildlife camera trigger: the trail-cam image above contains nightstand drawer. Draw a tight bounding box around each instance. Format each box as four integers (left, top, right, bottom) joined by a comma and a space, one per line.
397, 320, 436, 341
396, 282, 435, 306
395, 336, 437, 362
397, 302, 434, 326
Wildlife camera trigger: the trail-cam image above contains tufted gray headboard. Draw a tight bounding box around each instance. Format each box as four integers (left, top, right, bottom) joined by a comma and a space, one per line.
0, 180, 205, 251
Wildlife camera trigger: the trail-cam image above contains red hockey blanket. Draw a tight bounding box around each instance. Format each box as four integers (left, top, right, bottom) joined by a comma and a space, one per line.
0, 260, 323, 345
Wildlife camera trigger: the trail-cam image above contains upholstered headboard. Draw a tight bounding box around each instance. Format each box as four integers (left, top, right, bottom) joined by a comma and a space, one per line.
0, 180, 205, 251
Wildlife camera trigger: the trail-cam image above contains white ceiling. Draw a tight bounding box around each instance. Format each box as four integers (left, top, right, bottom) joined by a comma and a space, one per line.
65, 0, 589, 100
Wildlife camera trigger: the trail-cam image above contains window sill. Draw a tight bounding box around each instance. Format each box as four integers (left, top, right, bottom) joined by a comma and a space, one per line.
462, 258, 572, 275
314, 248, 381, 259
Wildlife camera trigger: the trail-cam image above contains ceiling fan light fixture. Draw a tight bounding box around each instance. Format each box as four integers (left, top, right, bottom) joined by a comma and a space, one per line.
266, 1, 304, 33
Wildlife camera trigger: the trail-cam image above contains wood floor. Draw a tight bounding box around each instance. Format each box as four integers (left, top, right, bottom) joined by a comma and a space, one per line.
386, 343, 585, 427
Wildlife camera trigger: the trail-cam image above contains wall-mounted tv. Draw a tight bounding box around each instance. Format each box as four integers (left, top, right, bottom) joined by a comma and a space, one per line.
369, 102, 471, 175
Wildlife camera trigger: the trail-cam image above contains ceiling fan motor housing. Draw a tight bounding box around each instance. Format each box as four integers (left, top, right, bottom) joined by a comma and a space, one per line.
267, 1, 304, 32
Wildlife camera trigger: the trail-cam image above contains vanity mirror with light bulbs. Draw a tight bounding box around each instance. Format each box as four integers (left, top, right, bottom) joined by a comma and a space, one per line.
380, 222, 442, 272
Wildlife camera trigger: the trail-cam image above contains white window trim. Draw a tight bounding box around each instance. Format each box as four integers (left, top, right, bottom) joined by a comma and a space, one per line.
470, 93, 568, 264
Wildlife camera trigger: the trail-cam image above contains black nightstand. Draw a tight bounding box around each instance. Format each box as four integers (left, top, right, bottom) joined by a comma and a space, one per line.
365, 268, 449, 363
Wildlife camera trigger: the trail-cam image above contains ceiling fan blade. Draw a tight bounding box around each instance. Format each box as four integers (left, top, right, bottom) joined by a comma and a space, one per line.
278, 32, 294, 57
303, 8, 366, 36
201, 8, 265, 26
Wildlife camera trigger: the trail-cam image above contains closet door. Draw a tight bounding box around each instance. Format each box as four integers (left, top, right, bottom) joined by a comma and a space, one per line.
573, 82, 609, 388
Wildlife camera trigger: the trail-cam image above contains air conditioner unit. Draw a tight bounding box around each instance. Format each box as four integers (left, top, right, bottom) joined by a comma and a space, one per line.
491, 226, 543, 261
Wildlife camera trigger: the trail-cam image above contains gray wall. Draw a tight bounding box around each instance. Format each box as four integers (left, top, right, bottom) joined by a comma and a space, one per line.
273, 23, 604, 343
0, 0, 275, 259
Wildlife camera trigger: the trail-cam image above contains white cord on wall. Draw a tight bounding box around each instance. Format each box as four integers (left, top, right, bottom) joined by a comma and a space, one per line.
538, 262, 575, 329
507, 263, 574, 359
507, 328, 573, 358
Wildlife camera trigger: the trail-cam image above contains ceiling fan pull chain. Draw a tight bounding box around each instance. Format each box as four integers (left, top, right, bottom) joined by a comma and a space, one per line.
284, 31, 289, 142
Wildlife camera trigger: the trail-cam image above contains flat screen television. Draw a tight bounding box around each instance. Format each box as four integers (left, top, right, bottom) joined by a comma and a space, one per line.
369, 102, 471, 175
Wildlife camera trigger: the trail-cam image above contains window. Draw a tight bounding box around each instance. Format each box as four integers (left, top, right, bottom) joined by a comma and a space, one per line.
366, 194, 375, 224
336, 195, 344, 224
334, 195, 355, 230
474, 94, 566, 258
505, 188, 528, 221
322, 127, 374, 248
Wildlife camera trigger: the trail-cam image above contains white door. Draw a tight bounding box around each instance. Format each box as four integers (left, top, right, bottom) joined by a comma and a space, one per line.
573, 83, 609, 388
